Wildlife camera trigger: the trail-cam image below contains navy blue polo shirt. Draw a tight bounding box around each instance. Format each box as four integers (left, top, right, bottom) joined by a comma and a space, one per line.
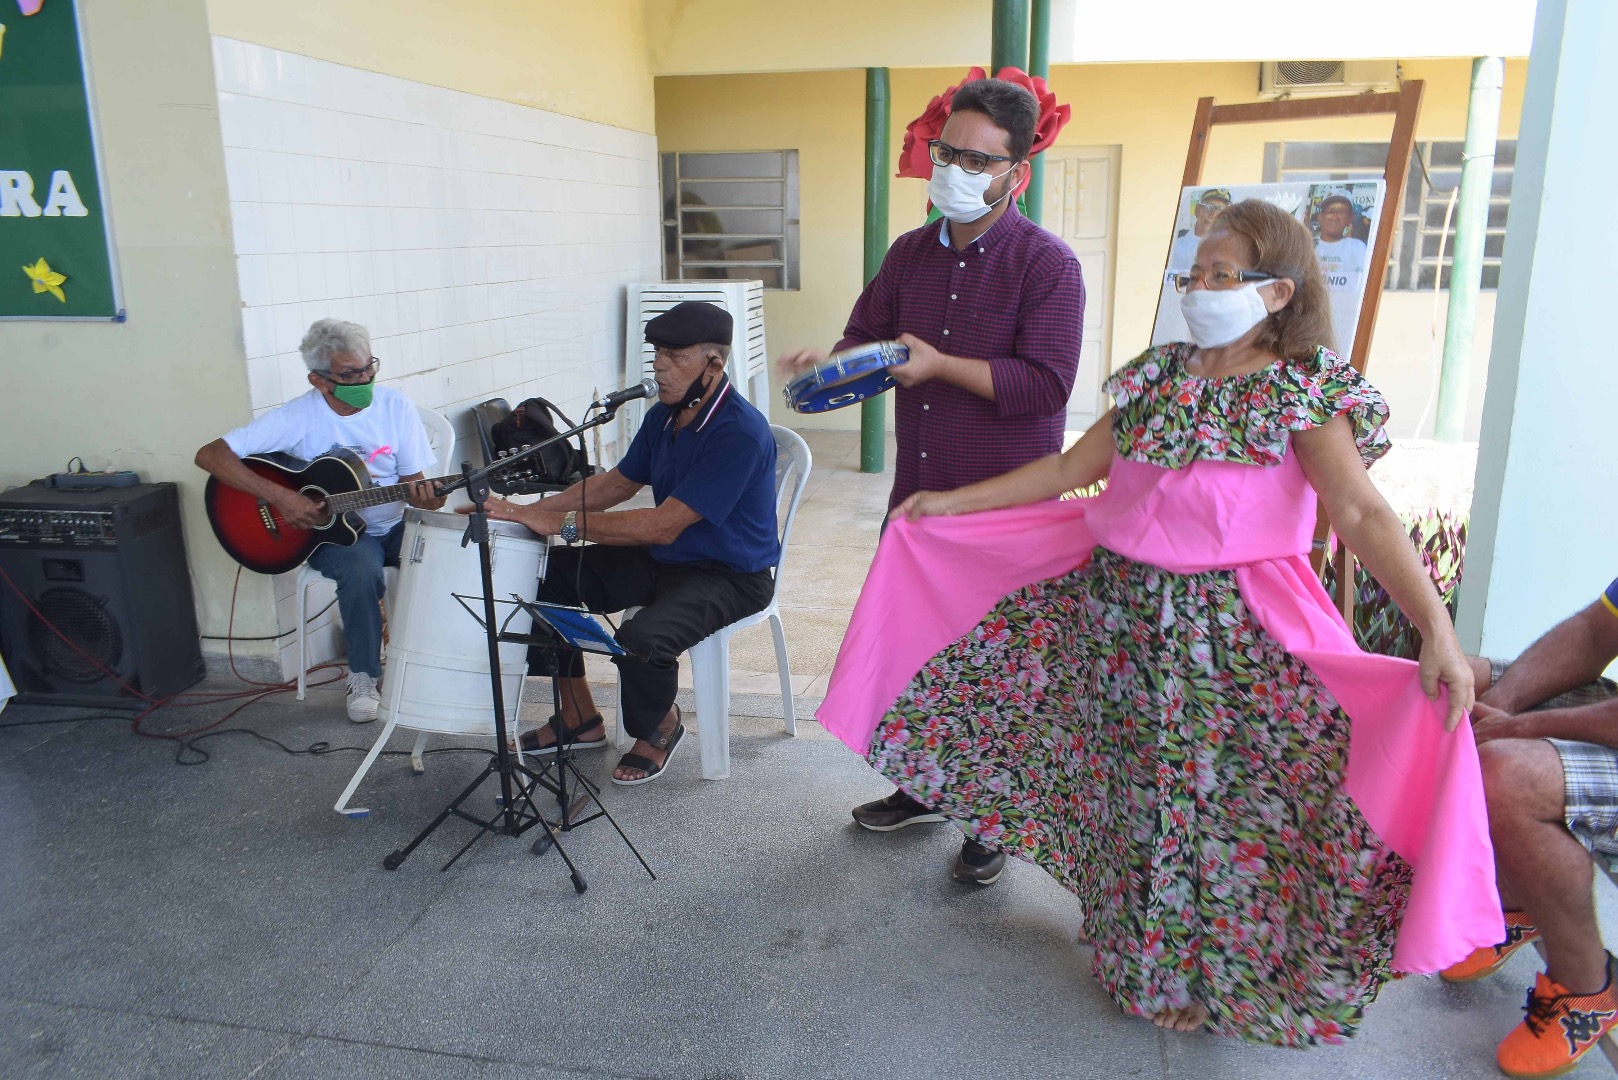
617, 375, 780, 574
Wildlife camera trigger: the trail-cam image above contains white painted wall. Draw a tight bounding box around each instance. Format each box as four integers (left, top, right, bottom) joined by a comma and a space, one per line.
1455, 0, 1618, 659
211, 37, 660, 676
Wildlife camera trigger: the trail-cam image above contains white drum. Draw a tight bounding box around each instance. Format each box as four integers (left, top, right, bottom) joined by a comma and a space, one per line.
378, 508, 549, 735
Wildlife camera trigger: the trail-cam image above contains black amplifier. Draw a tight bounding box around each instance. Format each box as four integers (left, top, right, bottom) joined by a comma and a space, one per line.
0, 498, 121, 547
0, 482, 205, 706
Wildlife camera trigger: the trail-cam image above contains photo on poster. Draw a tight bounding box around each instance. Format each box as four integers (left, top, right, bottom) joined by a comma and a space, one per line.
1308, 181, 1379, 283
1151, 180, 1386, 359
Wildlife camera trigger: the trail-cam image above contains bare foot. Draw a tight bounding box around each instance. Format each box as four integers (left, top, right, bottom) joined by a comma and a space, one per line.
612, 706, 680, 783
1150, 1003, 1209, 1032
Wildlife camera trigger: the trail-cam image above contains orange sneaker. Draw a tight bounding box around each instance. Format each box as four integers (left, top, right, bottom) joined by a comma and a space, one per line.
1443, 911, 1540, 983
1496, 958, 1618, 1079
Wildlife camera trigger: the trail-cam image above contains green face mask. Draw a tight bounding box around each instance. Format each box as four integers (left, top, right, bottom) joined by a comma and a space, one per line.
329, 380, 374, 409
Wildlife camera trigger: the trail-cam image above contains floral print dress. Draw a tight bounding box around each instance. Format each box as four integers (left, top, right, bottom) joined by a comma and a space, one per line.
867, 343, 1409, 1047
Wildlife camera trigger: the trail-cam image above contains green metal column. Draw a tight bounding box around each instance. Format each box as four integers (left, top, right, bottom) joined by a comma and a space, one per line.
1434, 56, 1504, 443
860, 67, 890, 474
991, 1, 1030, 73
1024, 0, 1051, 226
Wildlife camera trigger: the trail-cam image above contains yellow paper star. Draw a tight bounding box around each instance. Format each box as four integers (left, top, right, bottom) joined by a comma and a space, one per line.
22, 257, 67, 303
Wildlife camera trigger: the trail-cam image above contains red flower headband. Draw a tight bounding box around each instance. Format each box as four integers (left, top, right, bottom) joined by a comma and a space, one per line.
896, 66, 1072, 198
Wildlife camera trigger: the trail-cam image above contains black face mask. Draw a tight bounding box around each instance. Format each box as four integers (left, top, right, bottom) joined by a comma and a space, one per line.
678, 362, 716, 410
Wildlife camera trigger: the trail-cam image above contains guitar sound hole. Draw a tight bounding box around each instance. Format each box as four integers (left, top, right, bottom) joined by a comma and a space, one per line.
299, 487, 334, 528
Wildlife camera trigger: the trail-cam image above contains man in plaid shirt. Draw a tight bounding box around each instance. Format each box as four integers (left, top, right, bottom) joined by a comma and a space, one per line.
779, 78, 1084, 887
1440, 578, 1618, 1078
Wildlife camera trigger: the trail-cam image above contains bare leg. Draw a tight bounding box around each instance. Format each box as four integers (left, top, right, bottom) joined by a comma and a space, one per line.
1479, 739, 1605, 992
1469, 655, 1495, 694
555, 676, 601, 729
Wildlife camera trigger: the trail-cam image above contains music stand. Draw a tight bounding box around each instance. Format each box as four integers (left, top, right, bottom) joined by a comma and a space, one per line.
508, 598, 653, 879
382, 406, 655, 892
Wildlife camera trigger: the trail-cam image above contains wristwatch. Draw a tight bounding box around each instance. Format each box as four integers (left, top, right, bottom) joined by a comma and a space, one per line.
559, 510, 579, 545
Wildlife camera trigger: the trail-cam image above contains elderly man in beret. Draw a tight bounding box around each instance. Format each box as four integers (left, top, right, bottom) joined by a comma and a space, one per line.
474, 301, 779, 785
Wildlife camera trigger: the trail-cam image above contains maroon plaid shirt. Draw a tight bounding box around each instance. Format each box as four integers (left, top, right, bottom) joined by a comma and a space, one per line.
835, 203, 1085, 509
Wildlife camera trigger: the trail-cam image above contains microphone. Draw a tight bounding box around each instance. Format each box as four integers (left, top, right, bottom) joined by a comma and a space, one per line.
596, 378, 659, 414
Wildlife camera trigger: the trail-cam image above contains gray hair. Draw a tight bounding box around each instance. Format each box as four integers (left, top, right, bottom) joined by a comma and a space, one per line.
300, 319, 371, 373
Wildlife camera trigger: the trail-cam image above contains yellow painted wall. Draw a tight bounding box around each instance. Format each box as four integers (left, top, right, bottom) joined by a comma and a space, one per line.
657, 57, 1528, 436
654, 69, 869, 428
0, 0, 275, 651
645, 0, 989, 78
643, 0, 1535, 75
205, 0, 656, 132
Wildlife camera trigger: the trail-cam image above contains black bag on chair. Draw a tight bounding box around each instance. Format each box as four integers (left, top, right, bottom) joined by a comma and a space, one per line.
488, 397, 593, 488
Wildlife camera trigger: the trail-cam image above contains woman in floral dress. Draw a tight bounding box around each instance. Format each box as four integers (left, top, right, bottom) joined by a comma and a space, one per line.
820, 201, 1487, 1046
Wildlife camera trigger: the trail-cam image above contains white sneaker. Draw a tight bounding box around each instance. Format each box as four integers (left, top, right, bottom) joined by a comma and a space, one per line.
346, 671, 380, 724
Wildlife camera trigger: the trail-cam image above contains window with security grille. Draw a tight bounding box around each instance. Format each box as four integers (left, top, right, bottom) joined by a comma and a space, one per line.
1264, 140, 1515, 290
660, 151, 800, 291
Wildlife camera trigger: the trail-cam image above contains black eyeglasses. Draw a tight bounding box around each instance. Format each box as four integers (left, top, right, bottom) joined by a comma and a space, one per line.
928, 139, 1015, 176
1170, 270, 1277, 294
316, 357, 381, 384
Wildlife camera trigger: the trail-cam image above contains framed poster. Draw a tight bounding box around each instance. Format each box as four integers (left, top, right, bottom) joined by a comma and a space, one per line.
0, 0, 122, 319
1151, 181, 1385, 357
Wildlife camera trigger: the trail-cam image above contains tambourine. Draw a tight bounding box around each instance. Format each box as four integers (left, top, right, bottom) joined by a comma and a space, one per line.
782, 341, 910, 414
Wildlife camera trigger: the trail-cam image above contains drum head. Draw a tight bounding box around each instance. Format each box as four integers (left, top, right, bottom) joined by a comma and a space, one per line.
784, 341, 909, 414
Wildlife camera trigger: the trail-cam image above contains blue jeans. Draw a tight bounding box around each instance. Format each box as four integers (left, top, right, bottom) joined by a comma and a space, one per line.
306, 521, 404, 678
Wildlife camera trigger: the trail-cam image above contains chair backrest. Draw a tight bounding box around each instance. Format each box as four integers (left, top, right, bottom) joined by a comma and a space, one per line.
471, 397, 511, 469
414, 404, 455, 476
768, 424, 813, 590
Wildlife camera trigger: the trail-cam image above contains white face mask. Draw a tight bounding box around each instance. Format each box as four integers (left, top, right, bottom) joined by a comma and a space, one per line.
928, 162, 1015, 224
1178, 280, 1273, 349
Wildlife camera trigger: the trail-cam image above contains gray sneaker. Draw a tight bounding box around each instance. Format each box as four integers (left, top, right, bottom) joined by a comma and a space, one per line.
346, 671, 380, 723
851, 789, 946, 832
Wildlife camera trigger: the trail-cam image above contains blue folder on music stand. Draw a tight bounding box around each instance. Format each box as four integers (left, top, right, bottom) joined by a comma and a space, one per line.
513, 598, 626, 656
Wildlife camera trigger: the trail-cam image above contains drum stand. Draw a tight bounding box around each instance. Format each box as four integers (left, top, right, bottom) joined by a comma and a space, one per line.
383, 407, 654, 891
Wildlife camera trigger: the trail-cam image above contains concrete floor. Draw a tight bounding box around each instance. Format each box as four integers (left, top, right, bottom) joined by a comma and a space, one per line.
3, 430, 1615, 1079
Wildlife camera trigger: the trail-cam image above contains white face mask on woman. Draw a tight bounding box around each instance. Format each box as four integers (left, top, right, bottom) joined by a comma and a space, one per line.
928, 163, 1015, 224
1178, 280, 1272, 348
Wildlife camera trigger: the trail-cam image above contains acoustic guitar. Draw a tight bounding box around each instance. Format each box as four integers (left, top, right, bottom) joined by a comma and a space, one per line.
206, 441, 563, 578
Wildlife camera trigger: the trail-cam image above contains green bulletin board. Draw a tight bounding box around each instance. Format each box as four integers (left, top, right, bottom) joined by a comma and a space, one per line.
0, 0, 121, 319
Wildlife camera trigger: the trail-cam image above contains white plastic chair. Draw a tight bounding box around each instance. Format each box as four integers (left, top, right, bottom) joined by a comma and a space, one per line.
613, 424, 812, 779
295, 404, 454, 714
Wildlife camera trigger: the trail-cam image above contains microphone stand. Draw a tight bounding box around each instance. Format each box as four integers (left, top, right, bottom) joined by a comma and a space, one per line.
382, 399, 654, 888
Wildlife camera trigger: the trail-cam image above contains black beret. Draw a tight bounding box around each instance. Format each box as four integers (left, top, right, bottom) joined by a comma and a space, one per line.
644, 301, 732, 349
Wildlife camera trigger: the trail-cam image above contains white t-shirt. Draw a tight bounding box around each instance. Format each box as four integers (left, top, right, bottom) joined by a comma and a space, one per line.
222, 386, 433, 536
1168, 230, 1203, 272
1315, 236, 1368, 285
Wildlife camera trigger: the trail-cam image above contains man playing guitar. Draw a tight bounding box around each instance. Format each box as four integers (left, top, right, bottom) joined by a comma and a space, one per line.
195, 318, 443, 722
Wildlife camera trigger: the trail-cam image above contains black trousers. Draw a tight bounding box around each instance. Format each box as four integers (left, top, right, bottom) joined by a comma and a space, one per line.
527, 546, 774, 740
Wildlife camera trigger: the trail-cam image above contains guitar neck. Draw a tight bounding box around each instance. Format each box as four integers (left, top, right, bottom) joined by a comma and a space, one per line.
323, 473, 461, 514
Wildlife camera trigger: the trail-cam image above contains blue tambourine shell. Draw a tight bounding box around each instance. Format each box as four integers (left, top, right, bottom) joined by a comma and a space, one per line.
782, 341, 910, 414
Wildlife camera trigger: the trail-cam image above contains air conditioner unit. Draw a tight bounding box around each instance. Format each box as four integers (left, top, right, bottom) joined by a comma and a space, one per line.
1259, 60, 1399, 98
622, 281, 768, 434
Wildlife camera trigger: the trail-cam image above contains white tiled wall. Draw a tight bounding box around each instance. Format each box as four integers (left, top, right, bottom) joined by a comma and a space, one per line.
210, 37, 660, 677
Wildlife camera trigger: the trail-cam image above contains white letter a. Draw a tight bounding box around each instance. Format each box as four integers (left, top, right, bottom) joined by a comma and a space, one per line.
42, 170, 89, 217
